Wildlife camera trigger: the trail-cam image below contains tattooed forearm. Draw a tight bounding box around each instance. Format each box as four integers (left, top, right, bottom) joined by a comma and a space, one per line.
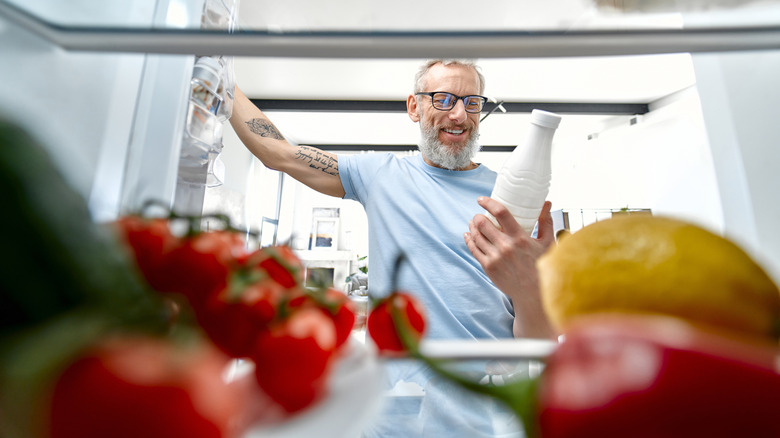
294, 146, 339, 176
245, 118, 285, 140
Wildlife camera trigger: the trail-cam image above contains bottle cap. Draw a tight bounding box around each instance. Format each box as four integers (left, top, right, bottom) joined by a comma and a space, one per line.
530, 109, 562, 129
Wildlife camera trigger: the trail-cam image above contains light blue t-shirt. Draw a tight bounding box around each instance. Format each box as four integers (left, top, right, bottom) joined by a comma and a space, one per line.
339, 153, 525, 437
339, 153, 515, 340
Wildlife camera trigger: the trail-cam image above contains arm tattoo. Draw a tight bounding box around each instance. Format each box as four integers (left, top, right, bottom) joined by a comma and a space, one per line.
245, 118, 285, 140
295, 146, 339, 176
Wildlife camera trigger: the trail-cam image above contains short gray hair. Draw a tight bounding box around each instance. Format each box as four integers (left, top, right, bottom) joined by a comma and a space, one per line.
414, 59, 485, 94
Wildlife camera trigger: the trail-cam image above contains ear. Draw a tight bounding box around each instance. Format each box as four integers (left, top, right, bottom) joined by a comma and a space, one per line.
407, 94, 420, 122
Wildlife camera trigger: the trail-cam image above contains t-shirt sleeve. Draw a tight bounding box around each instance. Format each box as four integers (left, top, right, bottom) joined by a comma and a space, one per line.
338, 153, 393, 203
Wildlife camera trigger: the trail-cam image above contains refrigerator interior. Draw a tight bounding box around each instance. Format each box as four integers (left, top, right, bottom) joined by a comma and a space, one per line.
1, 1, 780, 437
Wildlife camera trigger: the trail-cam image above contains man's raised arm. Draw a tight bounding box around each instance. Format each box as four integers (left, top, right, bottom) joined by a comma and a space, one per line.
229, 87, 345, 198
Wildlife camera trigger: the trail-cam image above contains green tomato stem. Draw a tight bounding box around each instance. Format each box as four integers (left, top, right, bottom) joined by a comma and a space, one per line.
390, 302, 541, 438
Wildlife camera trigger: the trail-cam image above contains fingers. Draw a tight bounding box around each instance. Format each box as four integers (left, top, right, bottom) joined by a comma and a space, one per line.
464, 230, 482, 259
535, 201, 555, 248
465, 227, 490, 270
469, 198, 554, 265
473, 214, 499, 244
466, 212, 507, 263
465, 217, 490, 257
477, 197, 523, 236
537, 200, 552, 230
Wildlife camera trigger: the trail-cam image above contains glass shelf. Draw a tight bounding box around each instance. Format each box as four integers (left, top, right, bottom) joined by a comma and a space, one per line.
2, 0, 779, 57
5, 0, 780, 31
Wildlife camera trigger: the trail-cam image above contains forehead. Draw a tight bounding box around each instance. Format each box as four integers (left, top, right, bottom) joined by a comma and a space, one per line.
422, 63, 481, 94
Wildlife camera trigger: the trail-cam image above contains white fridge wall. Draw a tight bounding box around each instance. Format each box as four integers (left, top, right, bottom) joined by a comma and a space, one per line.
692, 50, 780, 285
0, 0, 203, 221
0, 14, 141, 202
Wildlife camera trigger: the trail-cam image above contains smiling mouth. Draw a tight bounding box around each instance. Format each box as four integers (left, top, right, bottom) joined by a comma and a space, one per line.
442, 128, 465, 135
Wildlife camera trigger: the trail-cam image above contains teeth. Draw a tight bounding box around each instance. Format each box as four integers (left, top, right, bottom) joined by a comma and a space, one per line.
444, 129, 464, 135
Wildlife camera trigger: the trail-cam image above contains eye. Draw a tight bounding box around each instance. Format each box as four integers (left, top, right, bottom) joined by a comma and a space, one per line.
433, 93, 456, 109
464, 96, 482, 111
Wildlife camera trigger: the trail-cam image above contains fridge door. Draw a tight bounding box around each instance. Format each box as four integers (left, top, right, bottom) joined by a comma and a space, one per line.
0, 0, 210, 221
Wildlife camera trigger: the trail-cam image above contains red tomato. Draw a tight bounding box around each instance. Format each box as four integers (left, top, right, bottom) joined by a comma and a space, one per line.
198, 281, 302, 358
240, 280, 293, 326
367, 291, 426, 354
251, 308, 338, 413
162, 230, 247, 308
192, 244, 307, 359
231, 247, 308, 327
196, 298, 259, 359
286, 288, 356, 350
537, 314, 780, 438
48, 336, 256, 438
246, 245, 305, 289
113, 216, 179, 291
321, 288, 356, 349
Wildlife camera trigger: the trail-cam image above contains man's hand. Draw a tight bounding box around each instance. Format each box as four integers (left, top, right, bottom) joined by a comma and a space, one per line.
464, 197, 556, 339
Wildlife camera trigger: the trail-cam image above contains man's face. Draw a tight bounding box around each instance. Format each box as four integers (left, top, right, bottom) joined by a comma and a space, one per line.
408, 63, 482, 170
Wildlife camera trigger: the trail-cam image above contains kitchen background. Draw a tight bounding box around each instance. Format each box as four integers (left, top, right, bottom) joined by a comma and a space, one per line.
1, 0, 778, 289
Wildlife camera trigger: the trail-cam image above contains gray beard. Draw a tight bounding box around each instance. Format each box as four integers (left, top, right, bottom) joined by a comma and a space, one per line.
418, 125, 481, 170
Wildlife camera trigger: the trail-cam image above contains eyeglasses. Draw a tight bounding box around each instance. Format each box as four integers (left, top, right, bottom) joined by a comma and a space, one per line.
415, 92, 488, 114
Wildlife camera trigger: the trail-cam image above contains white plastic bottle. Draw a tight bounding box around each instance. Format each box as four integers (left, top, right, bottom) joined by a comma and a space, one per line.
486, 109, 562, 233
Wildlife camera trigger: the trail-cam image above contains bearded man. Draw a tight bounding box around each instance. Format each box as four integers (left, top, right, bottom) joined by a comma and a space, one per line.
230, 59, 555, 436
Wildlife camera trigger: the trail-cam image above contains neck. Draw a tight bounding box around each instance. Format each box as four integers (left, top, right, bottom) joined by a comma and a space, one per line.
422, 155, 478, 171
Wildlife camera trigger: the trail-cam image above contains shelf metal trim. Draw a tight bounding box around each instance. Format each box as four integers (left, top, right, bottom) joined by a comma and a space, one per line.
417, 339, 557, 361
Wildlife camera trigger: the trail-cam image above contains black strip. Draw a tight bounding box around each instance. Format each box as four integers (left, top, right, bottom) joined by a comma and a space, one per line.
251, 99, 407, 112
299, 144, 518, 152
250, 99, 648, 115
496, 102, 649, 115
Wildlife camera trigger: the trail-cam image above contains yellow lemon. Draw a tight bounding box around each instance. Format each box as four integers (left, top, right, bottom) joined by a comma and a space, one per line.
537, 215, 780, 342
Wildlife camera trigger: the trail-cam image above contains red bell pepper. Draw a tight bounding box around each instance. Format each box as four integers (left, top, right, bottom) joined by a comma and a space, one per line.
537, 314, 780, 438
414, 314, 780, 438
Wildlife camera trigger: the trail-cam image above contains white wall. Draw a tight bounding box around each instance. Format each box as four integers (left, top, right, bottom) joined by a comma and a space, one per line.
223, 51, 720, 275
218, 75, 724, 274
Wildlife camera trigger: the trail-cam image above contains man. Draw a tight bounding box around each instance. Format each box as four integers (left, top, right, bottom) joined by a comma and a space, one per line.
230, 59, 554, 436
230, 59, 555, 340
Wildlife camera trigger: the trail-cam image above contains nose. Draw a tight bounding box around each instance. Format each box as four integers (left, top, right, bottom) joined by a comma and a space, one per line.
448, 99, 468, 124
